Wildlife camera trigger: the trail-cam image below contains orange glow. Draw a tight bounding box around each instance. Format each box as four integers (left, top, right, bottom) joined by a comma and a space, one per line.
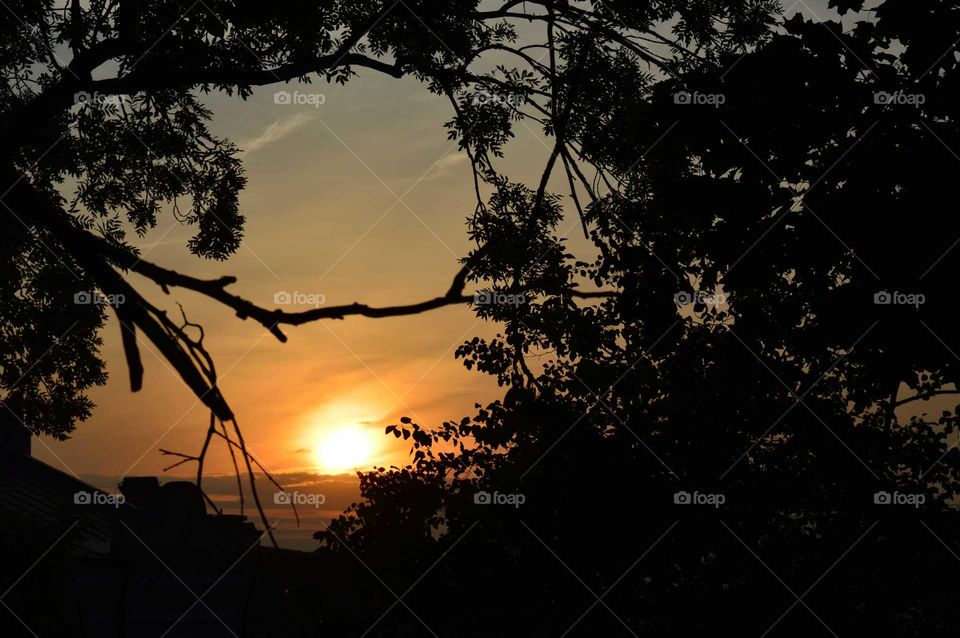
301, 400, 383, 473
313, 425, 375, 473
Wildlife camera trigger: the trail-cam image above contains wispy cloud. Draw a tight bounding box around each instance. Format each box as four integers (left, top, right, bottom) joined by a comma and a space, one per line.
239, 113, 316, 156
420, 152, 470, 182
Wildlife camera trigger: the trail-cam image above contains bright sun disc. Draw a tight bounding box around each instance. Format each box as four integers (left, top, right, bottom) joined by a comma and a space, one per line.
314, 426, 373, 473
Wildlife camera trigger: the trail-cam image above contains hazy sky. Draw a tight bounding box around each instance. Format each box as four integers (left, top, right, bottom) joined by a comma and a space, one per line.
29, 0, 854, 547
33, 0, 844, 475
37, 65, 585, 481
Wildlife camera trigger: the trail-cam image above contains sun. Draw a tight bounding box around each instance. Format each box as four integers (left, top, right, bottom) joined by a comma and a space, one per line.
313, 425, 375, 473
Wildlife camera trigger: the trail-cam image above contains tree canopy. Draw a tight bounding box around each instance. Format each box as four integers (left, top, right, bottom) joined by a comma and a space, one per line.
3, 0, 960, 634
312, 1, 960, 635
1, 0, 778, 539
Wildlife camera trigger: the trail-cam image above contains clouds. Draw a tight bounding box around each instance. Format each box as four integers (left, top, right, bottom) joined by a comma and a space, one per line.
238, 112, 316, 156
419, 151, 470, 183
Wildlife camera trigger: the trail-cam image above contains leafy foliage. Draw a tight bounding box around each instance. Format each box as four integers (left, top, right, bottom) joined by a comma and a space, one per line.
314, 1, 960, 635
0, 0, 572, 436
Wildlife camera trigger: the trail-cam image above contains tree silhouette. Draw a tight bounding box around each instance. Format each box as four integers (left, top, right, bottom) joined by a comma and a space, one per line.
0, 0, 775, 539
312, 1, 960, 635
8, 0, 960, 634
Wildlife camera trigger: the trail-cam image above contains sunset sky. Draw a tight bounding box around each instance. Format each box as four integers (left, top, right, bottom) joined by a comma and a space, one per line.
29, 0, 854, 547
42, 73, 520, 479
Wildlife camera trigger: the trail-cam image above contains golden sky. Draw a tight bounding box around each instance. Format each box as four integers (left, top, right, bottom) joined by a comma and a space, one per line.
33, 0, 848, 480
35, 70, 569, 481
29, 1, 857, 548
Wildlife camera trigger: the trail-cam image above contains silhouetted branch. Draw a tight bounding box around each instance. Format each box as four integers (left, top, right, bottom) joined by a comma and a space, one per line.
560, 151, 589, 239
159, 449, 196, 472
7, 164, 614, 424
7, 170, 235, 421
229, 417, 279, 547
60, 212, 614, 337
115, 307, 144, 392
1, 3, 402, 153
218, 418, 246, 517
896, 389, 960, 407
195, 412, 217, 489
